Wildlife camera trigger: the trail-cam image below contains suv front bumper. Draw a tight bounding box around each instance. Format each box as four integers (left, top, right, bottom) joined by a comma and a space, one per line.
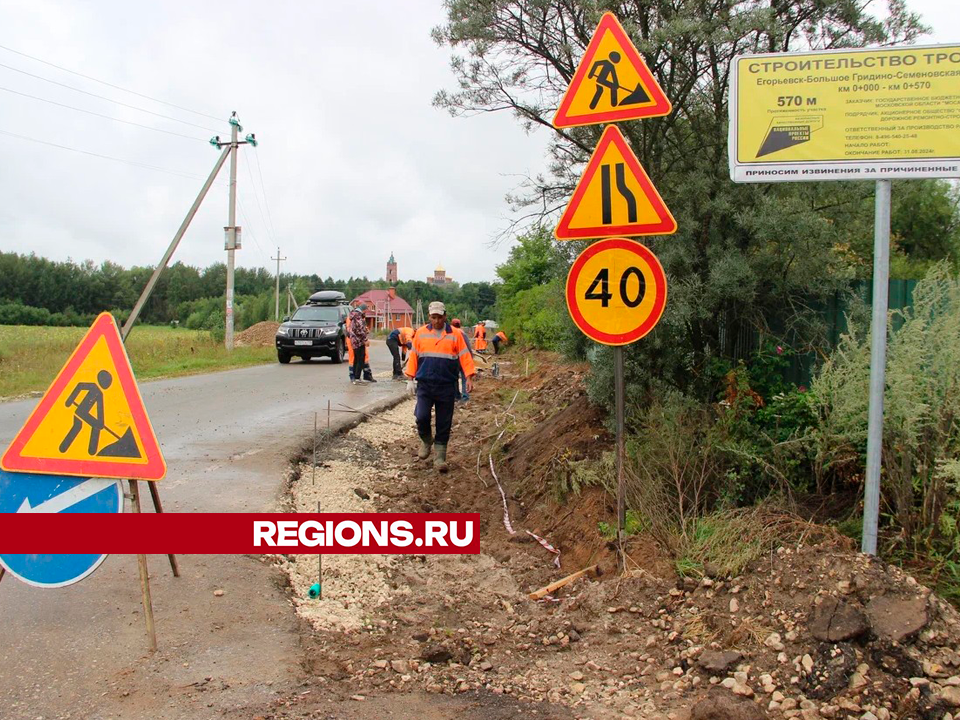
276, 336, 339, 354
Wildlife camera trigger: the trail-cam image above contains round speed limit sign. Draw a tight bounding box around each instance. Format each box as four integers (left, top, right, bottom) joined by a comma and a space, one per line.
566, 238, 667, 346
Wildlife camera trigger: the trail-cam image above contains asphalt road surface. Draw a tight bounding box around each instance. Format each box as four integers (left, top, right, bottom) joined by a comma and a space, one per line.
0, 343, 406, 720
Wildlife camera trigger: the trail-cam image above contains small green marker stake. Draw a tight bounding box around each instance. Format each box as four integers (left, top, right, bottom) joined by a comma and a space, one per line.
308, 583, 321, 599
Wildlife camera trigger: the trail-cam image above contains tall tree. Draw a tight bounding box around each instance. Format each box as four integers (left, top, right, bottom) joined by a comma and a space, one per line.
434, 0, 927, 398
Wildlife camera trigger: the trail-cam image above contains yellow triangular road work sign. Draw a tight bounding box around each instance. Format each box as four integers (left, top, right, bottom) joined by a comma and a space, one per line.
553, 12, 671, 128
555, 125, 677, 240
1, 313, 166, 481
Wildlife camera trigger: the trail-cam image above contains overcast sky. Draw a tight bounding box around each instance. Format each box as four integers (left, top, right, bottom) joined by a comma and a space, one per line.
0, 0, 955, 285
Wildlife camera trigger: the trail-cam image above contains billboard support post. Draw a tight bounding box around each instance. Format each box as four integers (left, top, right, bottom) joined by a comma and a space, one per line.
862, 179, 891, 555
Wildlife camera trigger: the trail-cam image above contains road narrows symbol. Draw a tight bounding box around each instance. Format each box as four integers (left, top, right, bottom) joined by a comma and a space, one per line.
555, 126, 676, 241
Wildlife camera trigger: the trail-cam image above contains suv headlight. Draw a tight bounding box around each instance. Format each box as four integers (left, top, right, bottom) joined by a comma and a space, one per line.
277, 326, 289, 336
322, 327, 338, 335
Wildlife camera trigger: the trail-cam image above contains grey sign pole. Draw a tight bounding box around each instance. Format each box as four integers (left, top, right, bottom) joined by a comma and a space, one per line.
861, 179, 892, 555
613, 345, 626, 564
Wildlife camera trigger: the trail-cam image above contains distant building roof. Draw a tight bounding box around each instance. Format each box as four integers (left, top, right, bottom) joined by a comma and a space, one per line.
435, 263, 445, 273
389, 251, 395, 264
351, 289, 414, 316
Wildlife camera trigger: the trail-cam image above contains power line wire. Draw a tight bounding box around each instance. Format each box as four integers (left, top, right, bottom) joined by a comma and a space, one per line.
243, 152, 276, 245
252, 148, 279, 244
236, 197, 270, 267
0, 60, 220, 132
0, 127, 205, 179
0, 84, 208, 143
0, 42, 223, 122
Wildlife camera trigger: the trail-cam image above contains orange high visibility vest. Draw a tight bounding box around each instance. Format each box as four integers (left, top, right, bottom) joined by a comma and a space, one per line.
474, 323, 488, 350
406, 323, 476, 383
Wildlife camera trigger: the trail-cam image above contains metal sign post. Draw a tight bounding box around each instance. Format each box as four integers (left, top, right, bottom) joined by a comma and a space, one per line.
552, 13, 675, 573
613, 346, 626, 561
729, 43, 960, 558
862, 179, 892, 555
564, 238, 668, 567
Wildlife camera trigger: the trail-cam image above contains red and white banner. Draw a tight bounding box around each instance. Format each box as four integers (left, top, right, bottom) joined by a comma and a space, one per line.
0, 513, 480, 554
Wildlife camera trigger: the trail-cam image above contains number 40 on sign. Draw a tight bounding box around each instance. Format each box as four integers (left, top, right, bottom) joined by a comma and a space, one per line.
566, 238, 667, 346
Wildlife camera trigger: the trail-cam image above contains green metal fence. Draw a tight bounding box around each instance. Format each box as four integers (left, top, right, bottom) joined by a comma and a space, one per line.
734, 279, 919, 387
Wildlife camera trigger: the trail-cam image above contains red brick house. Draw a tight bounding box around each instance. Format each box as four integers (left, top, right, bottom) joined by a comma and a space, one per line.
351, 288, 414, 331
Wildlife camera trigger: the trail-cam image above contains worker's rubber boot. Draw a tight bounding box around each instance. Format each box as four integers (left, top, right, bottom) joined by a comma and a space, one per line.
433, 444, 449, 473
418, 434, 433, 460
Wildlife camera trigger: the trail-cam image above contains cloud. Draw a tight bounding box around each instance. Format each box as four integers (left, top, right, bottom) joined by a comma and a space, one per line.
0, 0, 552, 285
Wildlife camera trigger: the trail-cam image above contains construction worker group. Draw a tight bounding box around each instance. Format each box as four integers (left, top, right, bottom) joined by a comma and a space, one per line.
349, 300, 509, 473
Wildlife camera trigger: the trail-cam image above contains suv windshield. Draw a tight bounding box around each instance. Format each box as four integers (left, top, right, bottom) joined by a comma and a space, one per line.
291, 306, 341, 323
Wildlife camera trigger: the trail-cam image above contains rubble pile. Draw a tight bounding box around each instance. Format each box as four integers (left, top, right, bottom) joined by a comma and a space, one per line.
235, 321, 280, 347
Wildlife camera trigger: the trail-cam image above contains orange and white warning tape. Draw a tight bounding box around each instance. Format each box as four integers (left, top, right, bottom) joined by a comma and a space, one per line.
489, 454, 515, 535
488, 455, 561, 568
526, 530, 561, 569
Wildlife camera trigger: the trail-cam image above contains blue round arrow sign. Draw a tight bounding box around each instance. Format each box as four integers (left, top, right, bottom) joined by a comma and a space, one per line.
0, 469, 123, 588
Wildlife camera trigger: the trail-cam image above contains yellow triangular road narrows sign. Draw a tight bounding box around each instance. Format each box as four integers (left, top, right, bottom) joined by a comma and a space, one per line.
555, 125, 677, 240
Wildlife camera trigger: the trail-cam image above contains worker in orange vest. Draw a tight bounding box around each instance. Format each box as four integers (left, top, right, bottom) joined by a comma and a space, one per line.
386, 325, 414, 379
492, 330, 508, 355
346, 340, 377, 382
473, 321, 488, 352
450, 319, 473, 403
405, 302, 476, 472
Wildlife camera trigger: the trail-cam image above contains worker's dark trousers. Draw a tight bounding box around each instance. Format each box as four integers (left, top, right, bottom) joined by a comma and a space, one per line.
492, 337, 501, 354
352, 345, 366, 382
414, 381, 456, 445
386, 336, 402, 377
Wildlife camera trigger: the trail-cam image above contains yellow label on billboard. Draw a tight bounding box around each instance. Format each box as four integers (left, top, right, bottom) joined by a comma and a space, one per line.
729, 44, 960, 182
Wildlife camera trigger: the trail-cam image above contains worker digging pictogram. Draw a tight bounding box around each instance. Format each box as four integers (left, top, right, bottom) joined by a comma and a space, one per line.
58, 370, 141, 459
1, 312, 166, 481
587, 51, 652, 110
553, 12, 671, 128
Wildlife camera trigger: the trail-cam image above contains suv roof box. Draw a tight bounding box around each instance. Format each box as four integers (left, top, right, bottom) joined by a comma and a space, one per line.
307, 290, 347, 304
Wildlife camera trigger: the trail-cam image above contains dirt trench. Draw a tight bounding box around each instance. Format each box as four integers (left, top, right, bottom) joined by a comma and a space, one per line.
252, 351, 960, 720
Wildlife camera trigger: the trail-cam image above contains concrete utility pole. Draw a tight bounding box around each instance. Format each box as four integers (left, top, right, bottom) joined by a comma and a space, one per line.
221, 112, 257, 350
224, 114, 239, 350
272, 247, 287, 321
121, 145, 231, 341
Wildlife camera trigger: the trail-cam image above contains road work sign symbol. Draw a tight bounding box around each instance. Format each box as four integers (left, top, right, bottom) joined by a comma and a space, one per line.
1, 312, 166, 481
0, 468, 122, 587
555, 125, 676, 240
553, 12, 671, 128
566, 238, 667, 346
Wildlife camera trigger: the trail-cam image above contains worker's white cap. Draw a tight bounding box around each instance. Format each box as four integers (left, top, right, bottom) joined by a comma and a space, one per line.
428, 301, 446, 315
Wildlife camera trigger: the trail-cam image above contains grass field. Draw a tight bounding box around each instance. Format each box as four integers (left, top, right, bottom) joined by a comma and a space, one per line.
0, 325, 275, 399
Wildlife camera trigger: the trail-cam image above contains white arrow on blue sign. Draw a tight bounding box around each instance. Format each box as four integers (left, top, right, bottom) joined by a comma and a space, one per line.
0, 469, 123, 588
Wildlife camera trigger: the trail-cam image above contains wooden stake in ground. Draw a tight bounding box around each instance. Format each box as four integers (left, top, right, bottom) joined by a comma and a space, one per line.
146, 481, 179, 577
317, 500, 323, 600
528, 564, 600, 601
129, 480, 158, 651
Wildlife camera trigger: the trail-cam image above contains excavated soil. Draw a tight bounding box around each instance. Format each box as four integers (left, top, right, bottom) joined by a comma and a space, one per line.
235, 320, 280, 347
256, 350, 960, 720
